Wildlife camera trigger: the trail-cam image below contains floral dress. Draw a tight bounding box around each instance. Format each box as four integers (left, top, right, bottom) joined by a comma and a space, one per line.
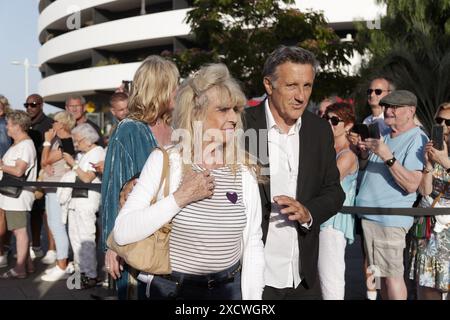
409, 163, 450, 292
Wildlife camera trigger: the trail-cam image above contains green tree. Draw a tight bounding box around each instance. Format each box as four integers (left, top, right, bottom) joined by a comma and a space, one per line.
164, 0, 358, 100
354, 0, 450, 132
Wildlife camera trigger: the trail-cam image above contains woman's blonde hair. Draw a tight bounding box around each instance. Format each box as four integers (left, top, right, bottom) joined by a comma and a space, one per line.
128, 55, 179, 125
173, 63, 261, 178
54, 111, 76, 132
0, 95, 12, 115
7, 110, 31, 132
435, 102, 450, 118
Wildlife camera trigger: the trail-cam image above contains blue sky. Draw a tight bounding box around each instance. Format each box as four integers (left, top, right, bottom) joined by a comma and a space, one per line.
0, 0, 59, 114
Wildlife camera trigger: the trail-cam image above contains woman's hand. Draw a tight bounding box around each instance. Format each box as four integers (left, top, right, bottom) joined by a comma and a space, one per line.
173, 170, 215, 208
44, 128, 56, 143
104, 249, 123, 280
62, 152, 75, 167
91, 161, 104, 174
426, 141, 449, 167
43, 164, 55, 177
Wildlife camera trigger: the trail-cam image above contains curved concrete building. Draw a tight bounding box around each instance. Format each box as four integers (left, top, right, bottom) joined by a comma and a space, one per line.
38, 0, 192, 109
38, 0, 383, 110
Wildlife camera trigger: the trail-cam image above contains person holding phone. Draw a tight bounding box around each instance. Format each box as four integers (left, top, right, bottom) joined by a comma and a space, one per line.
410, 102, 450, 300
40, 111, 77, 281
363, 77, 394, 136
356, 90, 428, 300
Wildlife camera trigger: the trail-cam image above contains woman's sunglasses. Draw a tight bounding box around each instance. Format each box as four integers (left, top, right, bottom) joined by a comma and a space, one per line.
322, 115, 344, 126
435, 117, 450, 126
367, 89, 390, 96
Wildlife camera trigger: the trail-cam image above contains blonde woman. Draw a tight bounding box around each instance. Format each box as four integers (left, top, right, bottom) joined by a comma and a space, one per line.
0, 111, 37, 279
101, 55, 179, 299
113, 63, 265, 300
40, 111, 76, 281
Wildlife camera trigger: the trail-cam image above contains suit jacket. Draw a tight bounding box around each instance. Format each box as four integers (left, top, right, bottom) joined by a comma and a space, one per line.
243, 102, 345, 288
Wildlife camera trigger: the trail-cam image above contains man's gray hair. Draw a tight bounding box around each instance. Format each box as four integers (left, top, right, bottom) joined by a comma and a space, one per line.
263, 45, 319, 80
72, 123, 99, 144
65, 95, 86, 106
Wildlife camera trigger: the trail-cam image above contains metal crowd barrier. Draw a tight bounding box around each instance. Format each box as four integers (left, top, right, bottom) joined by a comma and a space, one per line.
0, 179, 449, 215
0, 180, 101, 191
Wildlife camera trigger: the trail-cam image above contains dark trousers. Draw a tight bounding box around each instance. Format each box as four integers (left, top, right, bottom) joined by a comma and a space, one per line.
140, 262, 242, 300
262, 279, 322, 300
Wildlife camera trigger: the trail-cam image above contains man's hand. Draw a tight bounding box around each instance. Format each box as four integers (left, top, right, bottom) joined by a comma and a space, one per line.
104, 249, 124, 280
119, 178, 138, 209
274, 195, 312, 224
359, 138, 393, 161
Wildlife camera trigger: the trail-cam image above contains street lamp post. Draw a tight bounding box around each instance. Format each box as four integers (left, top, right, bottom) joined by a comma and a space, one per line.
11, 58, 40, 100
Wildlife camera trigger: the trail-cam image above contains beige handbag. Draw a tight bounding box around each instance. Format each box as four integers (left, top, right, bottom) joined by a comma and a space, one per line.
106, 147, 172, 274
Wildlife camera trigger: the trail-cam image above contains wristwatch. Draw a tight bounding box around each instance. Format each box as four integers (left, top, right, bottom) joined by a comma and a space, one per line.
72, 164, 79, 171
385, 157, 396, 167
42, 141, 51, 147
423, 166, 433, 174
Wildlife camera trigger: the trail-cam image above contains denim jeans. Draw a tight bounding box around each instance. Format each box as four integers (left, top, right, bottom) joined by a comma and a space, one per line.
139, 262, 242, 300
45, 192, 69, 260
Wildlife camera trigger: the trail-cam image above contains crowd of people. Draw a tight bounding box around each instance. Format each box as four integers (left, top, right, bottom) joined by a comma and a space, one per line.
0, 46, 448, 300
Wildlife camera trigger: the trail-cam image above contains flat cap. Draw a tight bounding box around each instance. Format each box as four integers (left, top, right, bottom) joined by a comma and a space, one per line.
379, 90, 417, 107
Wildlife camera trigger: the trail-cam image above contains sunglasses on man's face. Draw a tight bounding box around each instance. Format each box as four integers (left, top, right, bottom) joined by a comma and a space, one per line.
367, 89, 390, 96
23, 102, 41, 109
322, 114, 344, 126
435, 117, 450, 126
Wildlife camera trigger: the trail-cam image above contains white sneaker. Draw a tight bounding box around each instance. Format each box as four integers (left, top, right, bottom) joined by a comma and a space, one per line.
45, 262, 75, 275
41, 250, 57, 264
66, 261, 75, 274
0, 254, 7, 268
41, 265, 70, 282
30, 247, 44, 260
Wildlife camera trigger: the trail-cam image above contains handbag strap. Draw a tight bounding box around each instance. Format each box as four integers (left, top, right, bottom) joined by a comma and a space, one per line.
150, 147, 170, 204
430, 192, 443, 208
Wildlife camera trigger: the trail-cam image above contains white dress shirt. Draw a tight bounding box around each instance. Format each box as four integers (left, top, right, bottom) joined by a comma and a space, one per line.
263, 100, 305, 289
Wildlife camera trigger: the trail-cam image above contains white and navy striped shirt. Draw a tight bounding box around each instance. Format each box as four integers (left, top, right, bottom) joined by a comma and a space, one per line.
169, 165, 246, 275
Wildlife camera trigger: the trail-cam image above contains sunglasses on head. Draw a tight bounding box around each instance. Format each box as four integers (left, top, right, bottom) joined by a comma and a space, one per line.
367, 89, 390, 96
322, 114, 344, 126
23, 102, 41, 109
435, 117, 450, 126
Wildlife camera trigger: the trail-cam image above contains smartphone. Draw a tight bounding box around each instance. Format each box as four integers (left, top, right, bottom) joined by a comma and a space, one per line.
368, 123, 381, 139
122, 80, 132, 94
431, 125, 444, 150
60, 138, 76, 156
352, 124, 369, 141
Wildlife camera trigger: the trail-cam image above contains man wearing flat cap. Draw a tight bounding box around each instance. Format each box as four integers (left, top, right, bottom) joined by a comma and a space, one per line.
356, 90, 428, 300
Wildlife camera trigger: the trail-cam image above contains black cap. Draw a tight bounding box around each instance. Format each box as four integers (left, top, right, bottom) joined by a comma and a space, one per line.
379, 90, 417, 107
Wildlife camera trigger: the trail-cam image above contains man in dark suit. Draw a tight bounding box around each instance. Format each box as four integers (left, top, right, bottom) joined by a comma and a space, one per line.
244, 46, 345, 299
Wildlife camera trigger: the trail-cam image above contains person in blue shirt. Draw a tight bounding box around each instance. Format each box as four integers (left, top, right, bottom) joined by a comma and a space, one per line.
0, 95, 11, 158
356, 90, 428, 300
0, 95, 11, 268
